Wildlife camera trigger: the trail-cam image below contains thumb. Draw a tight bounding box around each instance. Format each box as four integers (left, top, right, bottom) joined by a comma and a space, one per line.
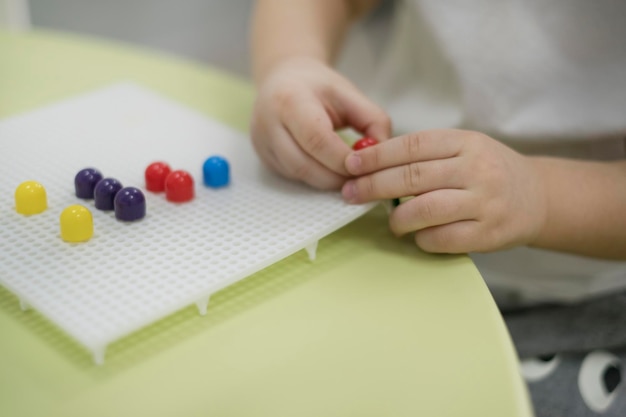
336, 88, 392, 141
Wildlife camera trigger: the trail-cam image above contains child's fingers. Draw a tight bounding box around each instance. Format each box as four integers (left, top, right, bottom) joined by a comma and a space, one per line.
336, 87, 392, 141
413, 220, 483, 254
282, 98, 352, 177
345, 129, 464, 176
342, 158, 465, 203
267, 126, 347, 190
388, 189, 478, 236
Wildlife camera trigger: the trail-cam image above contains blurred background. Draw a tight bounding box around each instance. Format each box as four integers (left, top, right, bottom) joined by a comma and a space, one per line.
29, 0, 254, 77
20, 0, 393, 82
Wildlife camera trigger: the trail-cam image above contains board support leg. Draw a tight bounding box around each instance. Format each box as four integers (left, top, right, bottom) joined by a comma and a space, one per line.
305, 241, 318, 261
195, 296, 210, 316
92, 345, 107, 366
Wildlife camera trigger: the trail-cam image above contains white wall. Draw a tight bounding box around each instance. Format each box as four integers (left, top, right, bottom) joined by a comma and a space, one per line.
30, 0, 254, 77
29, 0, 393, 81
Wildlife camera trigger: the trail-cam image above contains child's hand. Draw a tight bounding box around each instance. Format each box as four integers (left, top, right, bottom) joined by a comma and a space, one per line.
250, 57, 391, 190
342, 129, 549, 253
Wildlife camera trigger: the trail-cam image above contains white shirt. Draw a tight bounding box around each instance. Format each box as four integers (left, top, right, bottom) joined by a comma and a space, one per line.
369, 0, 626, 142
343, 0, 626, 304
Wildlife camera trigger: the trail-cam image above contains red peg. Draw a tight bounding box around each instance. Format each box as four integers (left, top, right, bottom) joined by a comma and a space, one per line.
145, 162, 171, 192
165, 170, 194, 203
352, 137, 379, 150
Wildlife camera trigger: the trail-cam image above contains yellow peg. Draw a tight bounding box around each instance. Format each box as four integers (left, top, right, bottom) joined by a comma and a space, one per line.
60, 205, 93, 242
15, 181, 48, 215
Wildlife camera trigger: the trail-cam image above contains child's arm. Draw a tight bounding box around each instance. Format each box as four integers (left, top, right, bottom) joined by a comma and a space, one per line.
529, 156, 626, 259
252, 0, 377, 84
250, 0, 391, 190
342, 129, 626, 259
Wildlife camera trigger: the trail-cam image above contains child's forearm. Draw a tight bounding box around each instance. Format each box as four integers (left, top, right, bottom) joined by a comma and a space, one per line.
251, 0, 379, 84
530, 156, 626, 259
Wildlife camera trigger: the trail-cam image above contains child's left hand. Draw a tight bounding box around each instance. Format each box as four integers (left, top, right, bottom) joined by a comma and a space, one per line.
342, 129, 549, 254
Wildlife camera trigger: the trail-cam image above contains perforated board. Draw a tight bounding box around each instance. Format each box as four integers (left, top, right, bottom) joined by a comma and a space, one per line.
0, 83, 375, 363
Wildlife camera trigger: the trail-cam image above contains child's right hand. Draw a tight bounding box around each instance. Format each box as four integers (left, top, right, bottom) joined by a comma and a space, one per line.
250, 56, 391, 190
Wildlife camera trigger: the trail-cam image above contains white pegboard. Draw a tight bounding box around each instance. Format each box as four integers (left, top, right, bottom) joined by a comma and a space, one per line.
0, 83, 375, 364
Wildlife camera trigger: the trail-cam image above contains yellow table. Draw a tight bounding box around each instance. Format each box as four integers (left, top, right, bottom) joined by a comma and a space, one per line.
0, 30, 533, 417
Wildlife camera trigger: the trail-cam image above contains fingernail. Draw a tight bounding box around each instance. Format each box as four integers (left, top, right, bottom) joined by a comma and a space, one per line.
345, 153, 361, 173
342, 181, 357, 203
